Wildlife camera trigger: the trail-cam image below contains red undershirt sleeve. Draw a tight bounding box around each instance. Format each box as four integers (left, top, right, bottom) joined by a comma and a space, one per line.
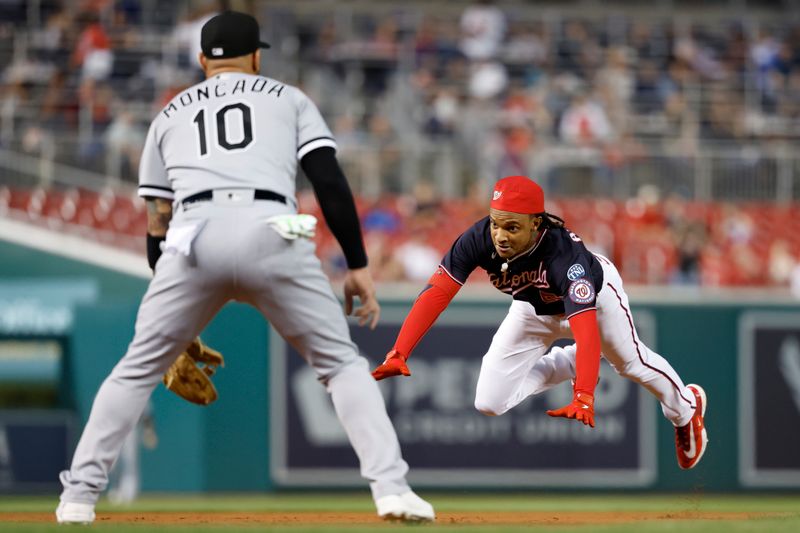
568, 309, 602, 396
393, 268, 462, 359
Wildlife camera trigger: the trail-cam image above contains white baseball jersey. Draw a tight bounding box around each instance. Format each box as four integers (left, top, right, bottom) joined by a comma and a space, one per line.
137, 72, 337, 204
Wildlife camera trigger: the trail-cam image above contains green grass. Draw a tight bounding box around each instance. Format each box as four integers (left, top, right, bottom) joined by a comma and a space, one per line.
1, 493, 798, 532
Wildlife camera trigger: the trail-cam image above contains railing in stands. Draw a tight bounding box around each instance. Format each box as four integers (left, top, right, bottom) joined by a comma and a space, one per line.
0, 148, 133, 193
1, 142, 798, 203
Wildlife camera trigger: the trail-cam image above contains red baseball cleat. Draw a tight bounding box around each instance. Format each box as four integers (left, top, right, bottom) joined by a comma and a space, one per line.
675, 384, 708, 470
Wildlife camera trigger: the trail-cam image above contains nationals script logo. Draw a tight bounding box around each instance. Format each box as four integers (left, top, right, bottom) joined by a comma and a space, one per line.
489, 262, 549, 292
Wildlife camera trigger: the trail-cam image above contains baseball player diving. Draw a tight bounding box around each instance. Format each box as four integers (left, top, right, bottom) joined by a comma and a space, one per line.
56, 11, 434, 524
372, 175, 708, 471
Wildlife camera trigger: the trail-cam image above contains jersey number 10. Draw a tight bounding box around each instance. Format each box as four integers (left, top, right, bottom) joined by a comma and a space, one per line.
192, 103, 254, 157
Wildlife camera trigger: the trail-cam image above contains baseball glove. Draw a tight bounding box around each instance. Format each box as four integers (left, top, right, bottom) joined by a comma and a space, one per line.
163, 337, 224, 406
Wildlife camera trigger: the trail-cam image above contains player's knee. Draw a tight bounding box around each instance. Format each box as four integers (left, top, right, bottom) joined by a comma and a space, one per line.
318, 354, 367, 386
614, 359, 640, 380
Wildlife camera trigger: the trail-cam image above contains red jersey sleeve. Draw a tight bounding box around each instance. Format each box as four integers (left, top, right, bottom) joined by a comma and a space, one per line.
568, 309, 601, 396
393, 266, 462, 358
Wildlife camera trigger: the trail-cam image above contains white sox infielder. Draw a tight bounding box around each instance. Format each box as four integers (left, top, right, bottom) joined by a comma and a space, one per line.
56, 11, 434, 524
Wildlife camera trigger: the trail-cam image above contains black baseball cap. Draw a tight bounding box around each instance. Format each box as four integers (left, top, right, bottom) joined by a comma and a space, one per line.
201, 11, 271, 59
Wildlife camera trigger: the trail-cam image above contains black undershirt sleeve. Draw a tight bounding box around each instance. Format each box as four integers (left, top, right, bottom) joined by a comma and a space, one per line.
300, 147, 368, 269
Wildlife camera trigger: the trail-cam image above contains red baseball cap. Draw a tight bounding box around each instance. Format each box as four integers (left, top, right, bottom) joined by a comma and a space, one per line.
490, 175, 545, 214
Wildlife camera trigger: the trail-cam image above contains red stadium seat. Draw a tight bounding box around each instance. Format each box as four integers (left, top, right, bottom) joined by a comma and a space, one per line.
7, 188, 32, 211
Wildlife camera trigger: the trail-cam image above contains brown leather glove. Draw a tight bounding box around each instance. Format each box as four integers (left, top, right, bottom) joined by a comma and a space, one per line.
163, 337, 224, 406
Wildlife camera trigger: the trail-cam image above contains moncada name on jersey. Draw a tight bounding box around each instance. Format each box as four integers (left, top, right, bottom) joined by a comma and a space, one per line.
162, 78, 285, 119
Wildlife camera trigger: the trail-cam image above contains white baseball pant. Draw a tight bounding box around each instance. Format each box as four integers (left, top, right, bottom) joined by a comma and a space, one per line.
474, 255, 697, 427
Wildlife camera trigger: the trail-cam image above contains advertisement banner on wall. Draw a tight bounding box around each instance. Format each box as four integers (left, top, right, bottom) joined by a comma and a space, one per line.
739, 312, 800, 487
0, 410, 74, 492
271, 306, 657, 488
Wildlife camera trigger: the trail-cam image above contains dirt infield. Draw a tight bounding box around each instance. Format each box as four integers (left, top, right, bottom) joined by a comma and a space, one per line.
1, 511, 781, 525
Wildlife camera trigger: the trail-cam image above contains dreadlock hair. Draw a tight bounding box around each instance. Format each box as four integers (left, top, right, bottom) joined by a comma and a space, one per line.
534, 212, 566, 228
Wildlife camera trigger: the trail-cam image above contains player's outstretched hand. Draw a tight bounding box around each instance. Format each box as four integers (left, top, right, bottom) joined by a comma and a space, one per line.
546, 391, 595, 428
372, 350, 410, 380
343, 267, 381, 329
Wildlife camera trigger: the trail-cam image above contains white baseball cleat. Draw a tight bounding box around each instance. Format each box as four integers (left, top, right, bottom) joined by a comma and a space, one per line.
375, 491, 435, 522
55, 501, 96, 524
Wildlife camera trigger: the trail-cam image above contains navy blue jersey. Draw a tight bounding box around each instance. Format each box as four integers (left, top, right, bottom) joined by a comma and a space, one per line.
440, 216, 604, 318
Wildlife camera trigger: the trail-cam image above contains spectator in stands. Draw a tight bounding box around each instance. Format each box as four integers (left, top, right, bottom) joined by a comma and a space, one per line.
556, 20, 600, 79
105, 109, 146, 182
629, 22, 669, 63
363, 231, 406, 282
393, 230, 441, 282
717, 203, 754, 246
496, 122, 534, 178
0, 0, 26, 25
34, 68, 74, 133
539, 72, 577, 132
31, 8, 71, 64
367, 113, 402, 192
722, 24, 749, 81
671, 219, 707, 285
72, 11, 113, 94
633, 60, 662, 115
468, 60, 508, 100
459, 0, 506, 61
777, 70, 800, 120
768, 239, 797, 287
730, 242, 764, 285
332, 114, 367, 153
359, 16, 400, 97
424, 87, 460, 138
674, 28, 727, 82
170, 1, 219, 76
657, 59, 692, 107
750, 29, 782, 99
559, 91, 614, 147
595, 46, 634, 133
791, 262, 800, 300
75, 82, 114, 165
388, 182, 444, 281
0, 80, 33, 147
701, 88, 744, 141
503, 21, 548, 67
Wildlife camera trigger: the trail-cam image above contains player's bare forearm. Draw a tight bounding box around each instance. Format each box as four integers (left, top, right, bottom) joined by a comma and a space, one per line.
145, 197, 173, 237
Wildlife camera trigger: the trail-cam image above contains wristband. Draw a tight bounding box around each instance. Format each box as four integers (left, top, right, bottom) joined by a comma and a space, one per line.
146, 233, 165, 271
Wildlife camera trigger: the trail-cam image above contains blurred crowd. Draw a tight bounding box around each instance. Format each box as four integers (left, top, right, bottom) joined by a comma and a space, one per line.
298, 186, 800, 294
0, 0, 220, 180
295, 0, 800, 195
1, 0, 799, 289
2, 1, 800, 185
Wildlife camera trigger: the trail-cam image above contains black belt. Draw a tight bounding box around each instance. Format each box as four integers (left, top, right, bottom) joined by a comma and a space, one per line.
182, 189, 287, 207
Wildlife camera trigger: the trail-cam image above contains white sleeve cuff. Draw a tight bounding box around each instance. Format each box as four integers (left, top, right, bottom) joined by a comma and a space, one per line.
138, 186, 175, 200
297, 137, 337, 160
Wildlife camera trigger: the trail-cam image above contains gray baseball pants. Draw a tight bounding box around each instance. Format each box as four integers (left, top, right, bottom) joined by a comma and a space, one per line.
60, 194, 410, 503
